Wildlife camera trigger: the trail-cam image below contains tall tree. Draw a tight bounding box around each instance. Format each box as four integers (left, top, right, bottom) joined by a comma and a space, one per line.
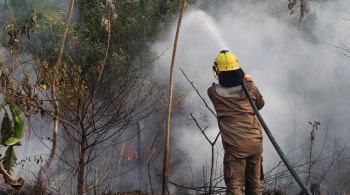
37, 0, 75, 193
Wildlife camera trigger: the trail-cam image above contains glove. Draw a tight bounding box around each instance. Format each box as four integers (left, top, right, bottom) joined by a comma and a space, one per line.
244, 74, 253, 81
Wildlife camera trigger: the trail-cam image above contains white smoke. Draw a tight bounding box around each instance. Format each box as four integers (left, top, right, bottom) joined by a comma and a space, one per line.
151, 0, 350, 192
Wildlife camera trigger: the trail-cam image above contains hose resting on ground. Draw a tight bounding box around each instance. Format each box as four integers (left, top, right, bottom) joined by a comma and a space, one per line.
241, 80, 312, 195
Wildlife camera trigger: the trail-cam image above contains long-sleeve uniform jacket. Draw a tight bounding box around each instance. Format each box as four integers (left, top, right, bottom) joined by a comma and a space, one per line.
208, 81, 265, 158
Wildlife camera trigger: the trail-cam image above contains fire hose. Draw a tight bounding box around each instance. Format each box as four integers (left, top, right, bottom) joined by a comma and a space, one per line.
241, 80, 312, 195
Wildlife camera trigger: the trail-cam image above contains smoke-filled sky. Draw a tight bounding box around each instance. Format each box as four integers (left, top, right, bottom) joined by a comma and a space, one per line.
151, 0, 350, 187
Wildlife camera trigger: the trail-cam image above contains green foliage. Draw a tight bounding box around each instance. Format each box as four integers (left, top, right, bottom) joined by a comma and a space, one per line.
4, 137, 19, 146
0, 111, 12, 145
0, 0, 65, 63
0, 103, 25, 146
3, 146, 17, 174
73, 0, 184, 71
5, 12, 36, 50
17, 4, 64, 64
0, 103, 25, 174
6, 0, 31, 20
1, 0, 186, 73
8, 102, 25, 142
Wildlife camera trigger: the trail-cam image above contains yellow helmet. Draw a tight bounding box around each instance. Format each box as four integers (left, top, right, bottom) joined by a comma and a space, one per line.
214, 50, 240, 72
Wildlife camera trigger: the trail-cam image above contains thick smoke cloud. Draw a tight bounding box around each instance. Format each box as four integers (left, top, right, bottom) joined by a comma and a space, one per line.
151, 0, 350, 190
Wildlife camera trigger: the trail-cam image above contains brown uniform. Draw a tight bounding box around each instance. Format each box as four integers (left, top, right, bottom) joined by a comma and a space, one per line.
208, 81, 264, 195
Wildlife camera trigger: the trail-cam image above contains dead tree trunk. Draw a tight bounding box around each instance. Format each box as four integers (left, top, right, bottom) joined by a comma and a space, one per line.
310, 183, 321, 195
78, 135, 87, 195
137, 122, 143, 189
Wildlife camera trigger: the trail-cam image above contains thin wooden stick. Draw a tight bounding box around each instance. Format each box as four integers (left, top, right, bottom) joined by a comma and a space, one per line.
162, 1, 186, 194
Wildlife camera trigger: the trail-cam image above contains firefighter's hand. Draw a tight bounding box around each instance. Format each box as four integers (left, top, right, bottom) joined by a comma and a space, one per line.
244, 74, 253, 82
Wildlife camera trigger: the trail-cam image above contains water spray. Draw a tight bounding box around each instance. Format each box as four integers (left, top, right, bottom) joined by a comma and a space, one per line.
185, 10, 227, 49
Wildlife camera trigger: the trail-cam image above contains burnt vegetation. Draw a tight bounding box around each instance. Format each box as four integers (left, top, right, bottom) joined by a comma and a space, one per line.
0, 0, 349, 195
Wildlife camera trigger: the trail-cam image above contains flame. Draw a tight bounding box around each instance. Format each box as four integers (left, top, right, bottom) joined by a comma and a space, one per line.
125, 144, 136, 161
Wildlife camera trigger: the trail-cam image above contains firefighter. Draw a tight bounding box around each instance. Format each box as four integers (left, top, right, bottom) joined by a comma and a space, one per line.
208, 50, 265, 195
